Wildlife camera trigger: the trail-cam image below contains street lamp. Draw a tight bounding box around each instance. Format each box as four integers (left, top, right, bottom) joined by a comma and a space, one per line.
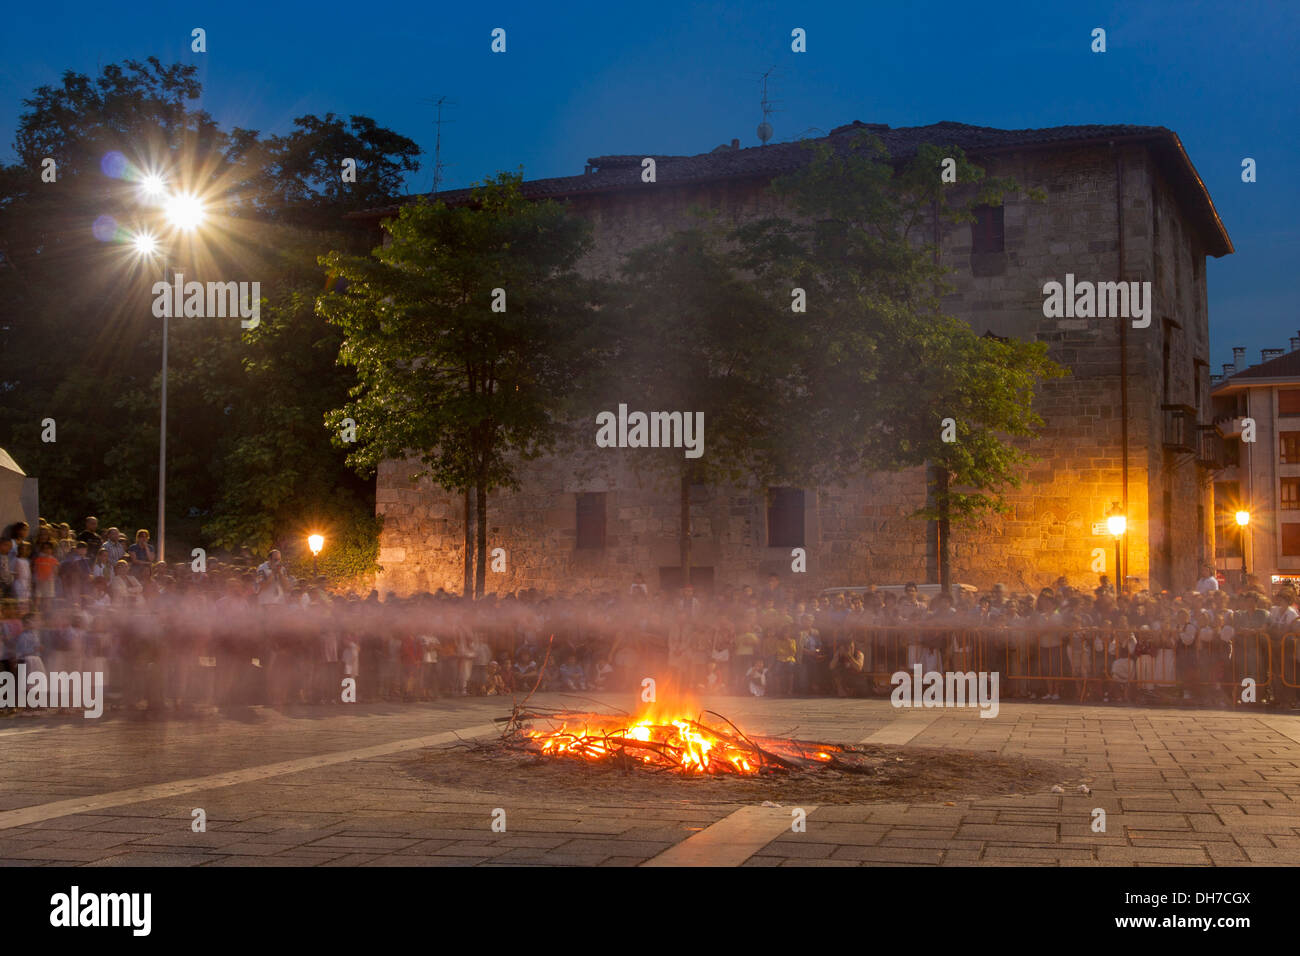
129, 183, 207, 564
1107, 501, 1126, 594
1236, 510, 1250, 577
308, 534, 324, 576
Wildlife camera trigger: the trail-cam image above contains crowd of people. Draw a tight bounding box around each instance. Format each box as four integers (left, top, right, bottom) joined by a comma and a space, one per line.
3, 515, 1300, 716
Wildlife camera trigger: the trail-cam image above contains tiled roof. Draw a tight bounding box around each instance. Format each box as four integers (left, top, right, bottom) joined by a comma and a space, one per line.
1214, 350, 1300, 388
349, 120, 1232, 256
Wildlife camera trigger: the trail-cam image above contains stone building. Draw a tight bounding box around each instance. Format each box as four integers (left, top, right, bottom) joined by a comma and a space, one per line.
350, 121, 1233, 596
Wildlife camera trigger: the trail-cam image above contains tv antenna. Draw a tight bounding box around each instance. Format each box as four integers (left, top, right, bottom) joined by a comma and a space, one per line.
756, 67, 781, 145
419, 95, 457, 194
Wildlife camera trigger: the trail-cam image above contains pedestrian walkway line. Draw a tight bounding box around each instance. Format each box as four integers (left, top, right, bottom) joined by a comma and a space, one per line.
0, 721, 500, 831
642, 804, 815, 867
861, 713, 940, 745
1257, 715, 1300, 747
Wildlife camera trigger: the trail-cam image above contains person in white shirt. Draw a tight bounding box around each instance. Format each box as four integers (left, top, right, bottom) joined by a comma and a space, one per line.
1195, 565, 1219, 594
256, 550, 290, 606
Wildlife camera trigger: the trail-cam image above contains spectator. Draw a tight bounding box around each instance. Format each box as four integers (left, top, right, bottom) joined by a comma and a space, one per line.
32, 541, 59, 608
255, 550, 290, 606
99, 528, 126, 567
830, 639, 866, 697
128, 530, 156, 579
77, 516, 102, 559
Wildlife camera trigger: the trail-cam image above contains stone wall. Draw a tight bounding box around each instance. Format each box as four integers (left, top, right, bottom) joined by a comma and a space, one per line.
373, 140, 1216, 596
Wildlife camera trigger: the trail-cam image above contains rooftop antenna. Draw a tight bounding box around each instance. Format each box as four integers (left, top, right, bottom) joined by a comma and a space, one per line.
757, 67, 780, 146
419, 95, 457, 195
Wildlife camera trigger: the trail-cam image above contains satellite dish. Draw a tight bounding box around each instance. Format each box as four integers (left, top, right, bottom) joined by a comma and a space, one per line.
757, 121, 773, 144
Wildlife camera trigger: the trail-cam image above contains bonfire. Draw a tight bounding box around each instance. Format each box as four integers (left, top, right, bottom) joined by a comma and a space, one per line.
503, 706, 875, 776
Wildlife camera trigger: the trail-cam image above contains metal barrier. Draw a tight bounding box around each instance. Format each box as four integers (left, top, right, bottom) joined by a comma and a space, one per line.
823, 625, 1292, 708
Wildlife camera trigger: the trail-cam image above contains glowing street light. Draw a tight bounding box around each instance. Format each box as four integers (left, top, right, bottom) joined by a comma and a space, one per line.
164, 192, 206, 231
308, 534, 324, 575
1237, 510, 1251, 576
1107, 502, 1126, 594
131, 231, 159, 258
125, 176, 211, 565
140, 172, 166, 197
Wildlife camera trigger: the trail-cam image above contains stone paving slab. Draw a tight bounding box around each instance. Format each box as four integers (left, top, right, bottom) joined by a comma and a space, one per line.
2, 694, 1300, 866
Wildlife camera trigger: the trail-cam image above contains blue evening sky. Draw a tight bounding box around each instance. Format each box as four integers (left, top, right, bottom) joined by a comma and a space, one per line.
1, 0, 1295, 371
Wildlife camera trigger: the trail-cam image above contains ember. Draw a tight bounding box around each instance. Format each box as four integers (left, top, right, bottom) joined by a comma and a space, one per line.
505, 707, 875, 776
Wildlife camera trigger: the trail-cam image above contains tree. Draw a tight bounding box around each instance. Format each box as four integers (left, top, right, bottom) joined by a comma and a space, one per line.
319, 172, 600, 596
731, 133, 1064, 587
600, 216, 788, 586
0, 58, 416, 578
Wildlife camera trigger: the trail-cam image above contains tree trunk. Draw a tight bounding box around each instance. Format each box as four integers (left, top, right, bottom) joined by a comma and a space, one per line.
462, 486, 474, 598
679, 469, 691, 588
475, 481, 488, 599
936, 467, 952, 595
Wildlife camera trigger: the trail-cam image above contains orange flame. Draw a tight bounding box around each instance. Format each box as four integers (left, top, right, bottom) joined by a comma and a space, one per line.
526, 713, 760, 774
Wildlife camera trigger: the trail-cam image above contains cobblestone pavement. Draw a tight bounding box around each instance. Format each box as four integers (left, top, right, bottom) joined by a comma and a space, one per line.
1, 695, 1298, 866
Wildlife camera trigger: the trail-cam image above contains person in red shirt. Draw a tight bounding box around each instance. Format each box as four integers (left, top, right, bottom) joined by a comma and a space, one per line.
32, 541, 59, 609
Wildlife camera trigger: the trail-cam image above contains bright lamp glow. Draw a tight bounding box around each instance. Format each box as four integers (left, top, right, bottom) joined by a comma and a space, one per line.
164, 192, 206, 230
1107, 513, 1126, 537
131, 232, 159, 257
308, 534, 324, 556
1236, 510, 1250, 527
140, 173, 166, 197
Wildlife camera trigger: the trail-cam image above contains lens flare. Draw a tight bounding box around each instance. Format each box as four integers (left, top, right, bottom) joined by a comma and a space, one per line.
92, 215, 118, 242
100, 151, 128, 179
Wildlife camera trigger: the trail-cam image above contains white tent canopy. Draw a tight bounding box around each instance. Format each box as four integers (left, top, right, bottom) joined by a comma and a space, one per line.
0, 448, 38, 535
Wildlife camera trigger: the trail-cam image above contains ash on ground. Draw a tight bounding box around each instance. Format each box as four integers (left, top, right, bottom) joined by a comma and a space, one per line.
405, 738, 1084, 806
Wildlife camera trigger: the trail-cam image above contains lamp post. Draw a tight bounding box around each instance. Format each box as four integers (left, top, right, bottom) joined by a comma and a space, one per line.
308, 534, 324, 576
1236, 510, 1250, 579
1107, 501, 1127, 594
131, 176, 207, 564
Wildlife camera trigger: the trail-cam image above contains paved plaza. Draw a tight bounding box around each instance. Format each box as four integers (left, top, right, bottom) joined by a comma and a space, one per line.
1, 695, 1299, 867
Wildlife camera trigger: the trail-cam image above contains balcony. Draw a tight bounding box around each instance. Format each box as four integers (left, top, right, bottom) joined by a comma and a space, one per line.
1197, 424, 1226, 469
1215, 415, 1249, 439
1161, 404, 1197, 453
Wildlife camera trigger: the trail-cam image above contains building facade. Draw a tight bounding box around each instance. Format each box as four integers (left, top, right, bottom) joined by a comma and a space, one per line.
352, 121, 1233, 596
1211, 344, 1300, 589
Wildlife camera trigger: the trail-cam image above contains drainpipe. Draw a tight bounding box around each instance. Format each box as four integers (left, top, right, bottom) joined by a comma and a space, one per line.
1115, 148, 1130, 590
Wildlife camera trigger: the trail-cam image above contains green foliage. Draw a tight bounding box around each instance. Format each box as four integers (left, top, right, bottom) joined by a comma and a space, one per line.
731, 132, 1065, 523
0, 58, 411, 564
598, 213, 788, 489
285, 508, 383, 587
319, 171, 600, 593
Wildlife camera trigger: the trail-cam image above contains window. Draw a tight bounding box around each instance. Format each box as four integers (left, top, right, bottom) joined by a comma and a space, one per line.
767, 487, 805, 547
1280, 389, 1300, 416
1284, 524, 1300, 557
575, 492, 605, 549
1284, 479, 1300, 511
971, 205, 1004, 254
1282, 433, 1300, 464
